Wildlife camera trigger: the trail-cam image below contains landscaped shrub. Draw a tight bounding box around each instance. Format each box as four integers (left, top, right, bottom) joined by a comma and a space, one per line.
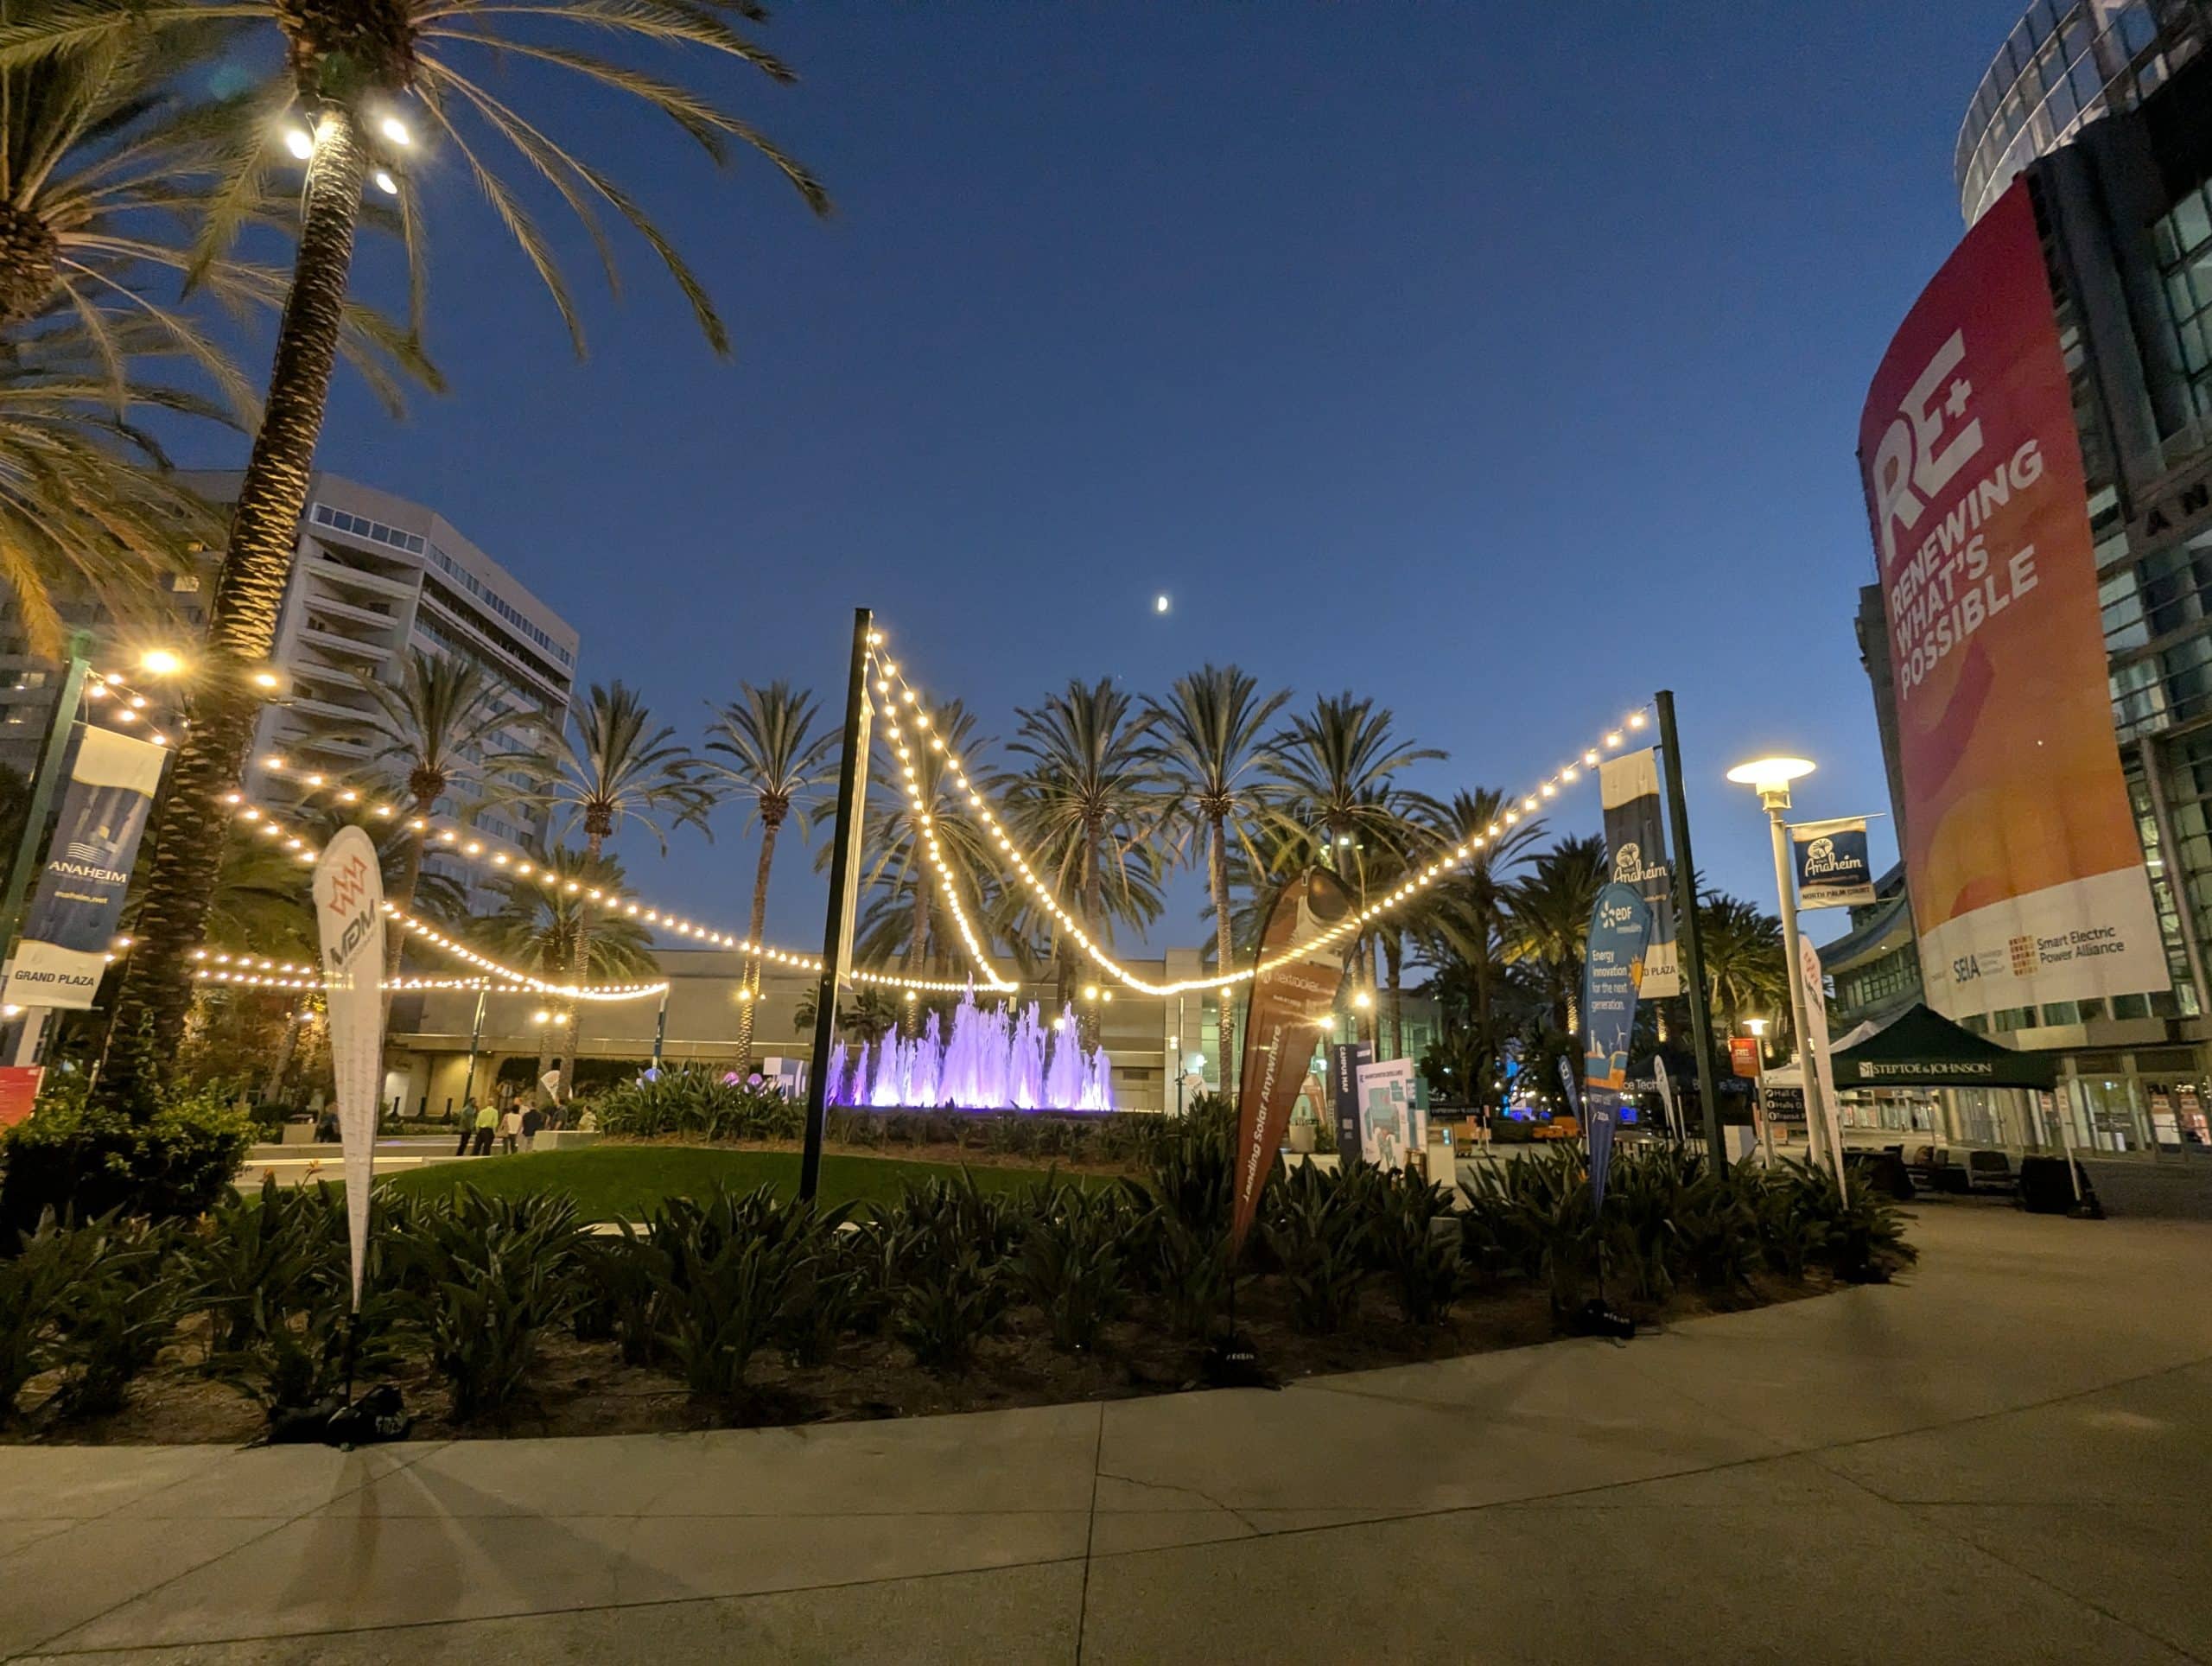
1261, 1162, 1374, 1333
895, 1251, 1010, 1371
1020, 1184, 1144, 1351
45, 1216, 183, 1420
0, 1216, 106, 1423
1364, 1167, 1460, 1326
185, 1179, 346, 1355
385, 1186, 587, 1421
0, 1080, 252, 1243
1762, 1160, 1916, 1283
638, 1186, 844, 1399
1121, 1197, 1233, 1339
777, 1224, 878, 1367
592, 1069, 801, 1141
1459, 1146, 1597, 1313
185, 1180, 408, 1421
1138, 1095, 1236, 1236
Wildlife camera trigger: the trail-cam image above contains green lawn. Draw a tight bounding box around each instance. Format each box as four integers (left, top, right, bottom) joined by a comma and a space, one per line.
372, 1145, 1113, 1222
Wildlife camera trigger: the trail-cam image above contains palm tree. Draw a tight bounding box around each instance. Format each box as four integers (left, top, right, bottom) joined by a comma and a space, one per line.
1001, 678, 1165, 1027
530, 681, 710, 1045
316, 649, 554, 981
702, 681, 833, 1070
839, 699, 996, 989
0, 35, 435, 409
1503, 834, 1608, 1038
1697, 890, 1788, 1046
1147, 664, 1286, 1097
1418, 789, 1543, 1056
0, 327, 226, 659
50, 0, 830, 1107
1264, 693, 1442, 1046
477, 843, 652, 1084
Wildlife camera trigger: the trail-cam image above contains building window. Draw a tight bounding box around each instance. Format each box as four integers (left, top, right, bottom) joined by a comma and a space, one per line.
2152, 177, 2212, 424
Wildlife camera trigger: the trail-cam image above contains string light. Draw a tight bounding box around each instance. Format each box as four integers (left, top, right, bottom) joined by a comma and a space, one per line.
245, 759, 985, 992
865, 629, 1651, 997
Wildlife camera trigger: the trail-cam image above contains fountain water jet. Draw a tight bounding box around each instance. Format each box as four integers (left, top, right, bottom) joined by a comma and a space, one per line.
826, 989, 1115, 1112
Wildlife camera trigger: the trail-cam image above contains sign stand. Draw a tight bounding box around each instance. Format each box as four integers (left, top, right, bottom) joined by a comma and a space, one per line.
800, 609, 874, 1205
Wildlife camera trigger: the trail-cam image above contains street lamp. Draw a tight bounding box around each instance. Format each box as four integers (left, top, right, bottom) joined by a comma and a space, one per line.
137, 648, 187, 677
1743, 1015, 1774, 1166
1725, 756, 1841, 1185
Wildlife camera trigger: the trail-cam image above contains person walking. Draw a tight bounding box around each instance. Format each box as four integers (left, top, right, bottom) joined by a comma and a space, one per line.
471, 1097, 499, 1156
520, 1102, 543, 1152
455, 1097, 480, 1158
499, 1102, 524, 1156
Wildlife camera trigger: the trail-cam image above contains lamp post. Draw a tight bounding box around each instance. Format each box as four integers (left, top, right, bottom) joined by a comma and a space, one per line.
1725, 755, 1844, 1190
459, 982, 489, 1107
1744, 1015, 1776, 1167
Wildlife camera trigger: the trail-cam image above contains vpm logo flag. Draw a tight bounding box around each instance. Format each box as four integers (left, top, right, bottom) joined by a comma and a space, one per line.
312, 827, 386, 1309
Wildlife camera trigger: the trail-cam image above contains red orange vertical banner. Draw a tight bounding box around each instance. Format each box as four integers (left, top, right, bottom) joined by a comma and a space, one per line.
1228, 868, 1352, 1251
1859, 181, 2166, 1019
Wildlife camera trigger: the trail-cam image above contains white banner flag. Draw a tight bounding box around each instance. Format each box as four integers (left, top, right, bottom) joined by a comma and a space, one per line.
1798, 931, 1843, 1178
312, 827, 386, 1309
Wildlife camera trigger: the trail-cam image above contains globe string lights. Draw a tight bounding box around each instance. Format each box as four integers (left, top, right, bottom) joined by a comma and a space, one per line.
239, 761, 987, 995
863, 630, 1654, 998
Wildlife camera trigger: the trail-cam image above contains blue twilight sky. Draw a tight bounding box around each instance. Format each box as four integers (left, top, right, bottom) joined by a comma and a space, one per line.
228, 3, 2035, 957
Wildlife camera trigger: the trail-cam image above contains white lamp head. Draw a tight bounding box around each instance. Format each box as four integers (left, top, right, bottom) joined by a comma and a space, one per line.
1726, 755, 1815, 810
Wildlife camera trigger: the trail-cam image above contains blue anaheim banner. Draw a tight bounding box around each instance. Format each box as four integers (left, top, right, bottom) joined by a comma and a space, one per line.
1599, 748, 1679, 996
1581, 881, 1654, 1211
1792, 817, 1878, 910
2, 726, 166, 1012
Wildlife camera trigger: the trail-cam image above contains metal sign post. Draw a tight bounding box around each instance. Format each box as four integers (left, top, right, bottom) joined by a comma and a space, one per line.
799, 608, 874, 1203
1654, 690, 1726, 1170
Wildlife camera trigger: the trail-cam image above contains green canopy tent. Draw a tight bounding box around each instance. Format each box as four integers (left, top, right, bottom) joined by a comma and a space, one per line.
1829, 1003, 2056, 1091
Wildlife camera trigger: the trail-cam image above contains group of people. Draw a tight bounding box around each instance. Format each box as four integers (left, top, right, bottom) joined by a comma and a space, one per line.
454, 1092, 594, 1155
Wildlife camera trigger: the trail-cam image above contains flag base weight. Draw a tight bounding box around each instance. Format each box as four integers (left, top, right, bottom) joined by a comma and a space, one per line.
1567, 1298, 1635, 1341
1199, 1330, 1277, 1389
266, 1385, 413, 1448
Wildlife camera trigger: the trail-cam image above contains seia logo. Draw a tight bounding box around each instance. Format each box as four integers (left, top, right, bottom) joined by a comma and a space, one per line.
1612, 842, 1643, 883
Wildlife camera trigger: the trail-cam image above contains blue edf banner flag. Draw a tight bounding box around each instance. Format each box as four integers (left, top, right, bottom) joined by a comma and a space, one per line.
1580, 881, 1653, 1211
1791, 817, 1878, 910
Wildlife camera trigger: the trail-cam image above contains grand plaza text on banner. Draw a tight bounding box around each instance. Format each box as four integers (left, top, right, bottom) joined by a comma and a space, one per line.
2, 727, 166, 1012
1857, 179, 2167, 1021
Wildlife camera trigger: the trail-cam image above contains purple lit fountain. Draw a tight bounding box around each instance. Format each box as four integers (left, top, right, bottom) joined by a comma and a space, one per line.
829, 989, 1114, 1112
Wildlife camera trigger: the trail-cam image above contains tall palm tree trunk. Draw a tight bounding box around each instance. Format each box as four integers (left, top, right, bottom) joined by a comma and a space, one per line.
1080, 823, 1105, 1048
903, 860, 928, 1037
559, 830, 608, 1091
1209, 815, 1236, 1103
382, 825, 425, 984
736, 816, 780, 1070
101, 108, 367, 1113
261, 1005, 303, 1103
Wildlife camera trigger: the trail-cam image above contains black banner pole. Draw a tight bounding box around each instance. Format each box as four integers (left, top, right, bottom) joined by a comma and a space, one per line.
799, 608, 874, 1204
1656, 690, 1727, 1173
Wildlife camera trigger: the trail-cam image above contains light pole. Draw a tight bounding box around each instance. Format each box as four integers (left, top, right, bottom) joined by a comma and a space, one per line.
1725, 755, 1844, 1192
459, 982, 489, 1107
1744, 1015, 1776, 1167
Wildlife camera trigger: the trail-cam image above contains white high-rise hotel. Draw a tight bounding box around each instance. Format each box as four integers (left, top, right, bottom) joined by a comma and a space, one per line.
226, 474, 580, 862
0, 472, 580, 889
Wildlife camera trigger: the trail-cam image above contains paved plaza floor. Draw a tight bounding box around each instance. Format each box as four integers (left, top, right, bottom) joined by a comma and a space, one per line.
1, 1204, 2207, 1663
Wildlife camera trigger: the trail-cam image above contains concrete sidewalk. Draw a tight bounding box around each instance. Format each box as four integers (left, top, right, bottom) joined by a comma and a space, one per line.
2, 1207, 2207, 1663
